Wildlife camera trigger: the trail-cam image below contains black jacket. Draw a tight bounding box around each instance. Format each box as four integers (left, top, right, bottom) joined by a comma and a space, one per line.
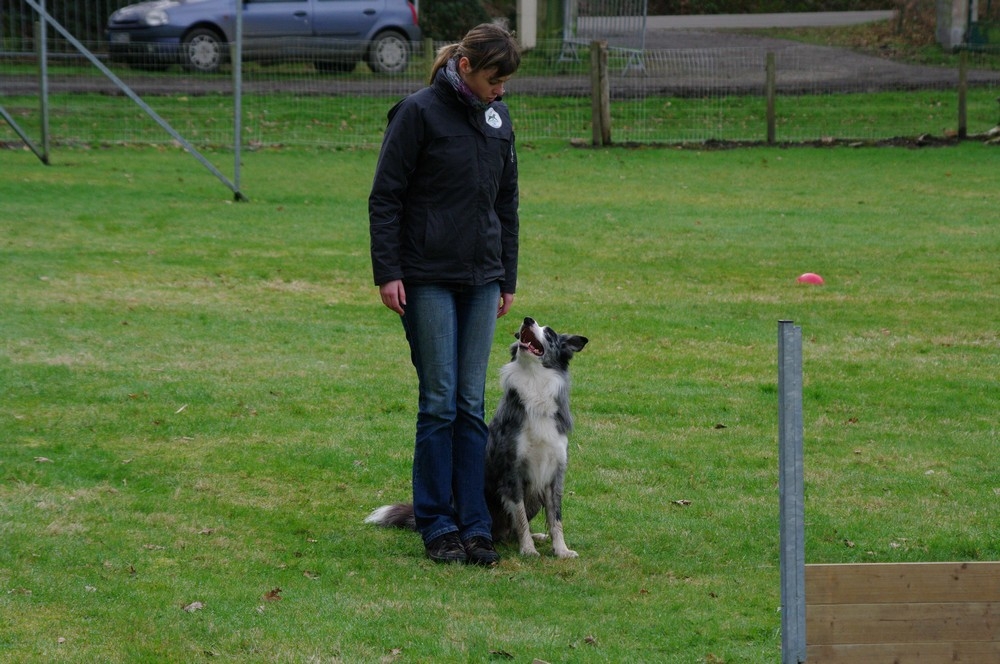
368, 69, 519, 293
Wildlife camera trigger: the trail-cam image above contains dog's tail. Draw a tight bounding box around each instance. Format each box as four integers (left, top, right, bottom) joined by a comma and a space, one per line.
364, 503, 416, 530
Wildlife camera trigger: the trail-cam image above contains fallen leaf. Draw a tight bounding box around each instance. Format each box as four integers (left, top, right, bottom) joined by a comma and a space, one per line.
263, 587, 282, 601
303, 570, 320, 580
713, 423, 727, 429
584, 635, 598, 646
672, 499, 692, 507
182, 601, 204, 612
34, 457, 53, 463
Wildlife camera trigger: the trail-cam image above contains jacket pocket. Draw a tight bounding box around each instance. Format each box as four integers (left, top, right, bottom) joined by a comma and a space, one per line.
420, 209, 465, 262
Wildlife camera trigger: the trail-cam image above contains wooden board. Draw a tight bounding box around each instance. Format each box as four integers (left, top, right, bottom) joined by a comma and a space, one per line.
806, 562, 1000, 604
806, 641, 1000, 664
807, 601, 1000, 644
805, 562, 1000, 663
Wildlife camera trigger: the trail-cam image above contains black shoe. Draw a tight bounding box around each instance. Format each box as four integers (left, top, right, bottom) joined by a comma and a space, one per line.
425, 533, 467, 564
464, 536, 500, 566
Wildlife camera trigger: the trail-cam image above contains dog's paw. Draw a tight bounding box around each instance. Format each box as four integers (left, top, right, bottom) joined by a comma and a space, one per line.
554, 548, 578, 559
519, 546, 541, 556
531, 533, 549, 542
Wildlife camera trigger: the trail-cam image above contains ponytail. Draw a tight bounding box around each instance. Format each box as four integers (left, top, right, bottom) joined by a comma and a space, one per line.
429, 43, 460, 83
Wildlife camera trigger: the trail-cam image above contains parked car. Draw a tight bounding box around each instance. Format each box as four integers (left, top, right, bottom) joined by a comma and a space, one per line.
107, 0, 421, 74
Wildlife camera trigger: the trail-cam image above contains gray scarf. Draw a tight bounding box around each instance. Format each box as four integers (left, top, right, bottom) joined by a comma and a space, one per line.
442, 58, 490, 112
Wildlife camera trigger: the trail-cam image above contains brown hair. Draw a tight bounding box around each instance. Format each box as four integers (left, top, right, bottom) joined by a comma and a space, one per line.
429, 23, 522, 84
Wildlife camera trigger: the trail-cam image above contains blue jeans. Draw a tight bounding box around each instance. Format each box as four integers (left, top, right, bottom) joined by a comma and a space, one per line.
401, 282, 499, 546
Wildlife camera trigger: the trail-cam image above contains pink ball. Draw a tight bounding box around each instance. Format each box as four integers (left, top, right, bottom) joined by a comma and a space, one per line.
797, 273, 824, 285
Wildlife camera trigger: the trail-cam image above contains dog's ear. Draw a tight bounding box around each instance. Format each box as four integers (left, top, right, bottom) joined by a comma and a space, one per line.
564, 335, 588, 353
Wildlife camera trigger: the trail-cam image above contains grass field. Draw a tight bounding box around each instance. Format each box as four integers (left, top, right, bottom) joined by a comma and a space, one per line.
1, 141, 998, 662
3, 86, 999, 148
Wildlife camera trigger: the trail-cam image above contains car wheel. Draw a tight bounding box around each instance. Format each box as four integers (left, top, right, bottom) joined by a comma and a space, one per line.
183, 28, 226, 73
368, 31, 409, 74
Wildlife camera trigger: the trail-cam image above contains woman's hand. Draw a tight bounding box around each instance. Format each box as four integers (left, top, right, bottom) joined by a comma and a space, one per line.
498, 292, 514, 318
379, 280, 406, 315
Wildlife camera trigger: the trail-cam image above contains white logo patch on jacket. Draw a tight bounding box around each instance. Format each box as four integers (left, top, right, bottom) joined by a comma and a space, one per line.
485, 107, 502, 129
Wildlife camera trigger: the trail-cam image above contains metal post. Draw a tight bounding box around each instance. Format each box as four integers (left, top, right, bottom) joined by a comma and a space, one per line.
234, 0, 244, 201
778, 320, 806, 663
766, 52, 776, 146
958, 49, 968, 139
35, 2, 50, 163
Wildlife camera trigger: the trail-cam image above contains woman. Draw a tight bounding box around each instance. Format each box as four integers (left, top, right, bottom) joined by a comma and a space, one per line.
368, 24, 521, 565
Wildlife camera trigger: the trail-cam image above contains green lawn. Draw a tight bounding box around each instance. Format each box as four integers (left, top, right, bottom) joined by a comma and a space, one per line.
2, 86, 998, 147
1, 141, 998, 662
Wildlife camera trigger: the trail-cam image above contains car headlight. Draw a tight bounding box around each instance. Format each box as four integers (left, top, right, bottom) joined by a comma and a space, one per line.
143, 9, 169, 26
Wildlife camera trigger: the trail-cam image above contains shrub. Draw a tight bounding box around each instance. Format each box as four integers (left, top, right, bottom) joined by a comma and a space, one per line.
419, 0, 492, 41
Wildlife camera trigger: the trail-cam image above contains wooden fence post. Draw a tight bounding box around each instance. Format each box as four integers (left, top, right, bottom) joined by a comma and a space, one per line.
590, 40, 611, 146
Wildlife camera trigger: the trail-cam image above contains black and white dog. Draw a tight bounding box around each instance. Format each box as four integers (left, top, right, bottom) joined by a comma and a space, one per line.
365, 317, 588, 559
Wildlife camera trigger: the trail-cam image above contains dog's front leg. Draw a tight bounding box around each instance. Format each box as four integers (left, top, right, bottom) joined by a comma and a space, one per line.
543, 488, 577, 559
504, 499, 540, 556
547, 518, 577, 559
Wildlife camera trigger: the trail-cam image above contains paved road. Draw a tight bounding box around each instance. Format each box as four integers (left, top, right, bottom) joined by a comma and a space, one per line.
598, 13, 1000, 95
646, 10, 897, 30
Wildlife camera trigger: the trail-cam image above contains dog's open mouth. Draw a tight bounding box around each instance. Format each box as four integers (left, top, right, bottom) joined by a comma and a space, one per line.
518, 326, 544, 356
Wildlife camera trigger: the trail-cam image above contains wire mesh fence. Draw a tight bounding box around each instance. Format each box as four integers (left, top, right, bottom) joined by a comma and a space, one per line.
1, 0, 122, 49
3, 36, 1000, 150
